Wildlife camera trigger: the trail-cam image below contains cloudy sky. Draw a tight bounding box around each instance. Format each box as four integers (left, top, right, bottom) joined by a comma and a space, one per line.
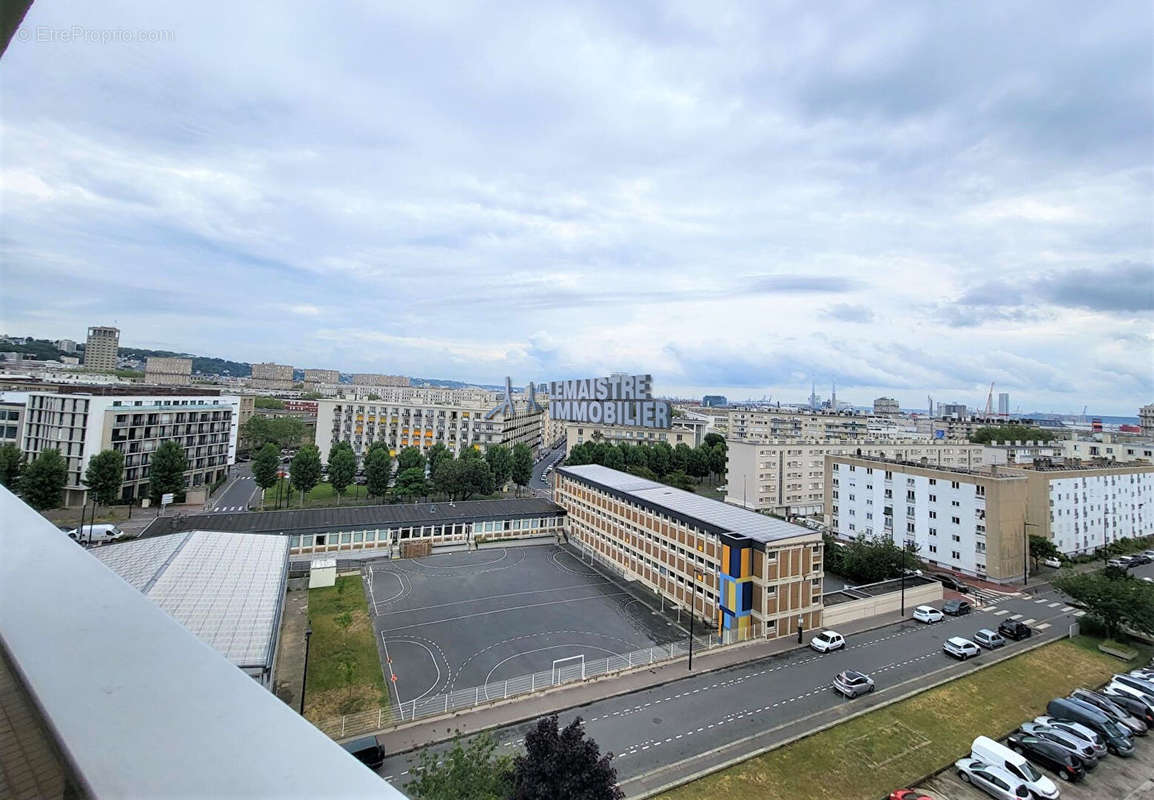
2, 1, 1151, 414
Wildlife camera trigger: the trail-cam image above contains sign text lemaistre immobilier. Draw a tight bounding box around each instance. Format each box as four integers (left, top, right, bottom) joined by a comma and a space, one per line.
540, 374, 672, 429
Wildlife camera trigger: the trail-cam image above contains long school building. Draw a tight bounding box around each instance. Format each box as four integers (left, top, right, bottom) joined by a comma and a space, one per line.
555, 464, 823, 643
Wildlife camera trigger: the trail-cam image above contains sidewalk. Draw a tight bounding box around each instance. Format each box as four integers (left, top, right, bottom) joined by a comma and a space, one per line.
372, 608, 910, 755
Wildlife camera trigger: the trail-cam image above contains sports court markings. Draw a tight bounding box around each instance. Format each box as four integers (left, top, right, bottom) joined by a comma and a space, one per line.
376, 592, 634, 634
371, 581, 615, 616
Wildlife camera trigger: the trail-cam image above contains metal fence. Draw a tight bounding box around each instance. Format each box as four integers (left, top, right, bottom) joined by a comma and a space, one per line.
315, 622, 770, 740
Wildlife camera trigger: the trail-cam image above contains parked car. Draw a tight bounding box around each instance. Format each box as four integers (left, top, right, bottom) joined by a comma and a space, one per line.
974, 629, 1006, 649
1046, 698, 1134, 757
66, 523, 130, 543
340, 736, 386, 770
1106, 557, 1132, 569
1130, 668, 1154, 681
1005, 733, 1086, 782
1099, 690, 1154, 726
1032, 716, 1108, 761
932, 573, 970, 592
998, 620, 1033, 641
1108, 674, 1154, 706
1041, 556, 1063, 569
944, 637, 981, 660
913, 605, 944, 624
943, 599, 973, 616
954, 757, 1032, 799
832, 670, 875, 698
970, 735, 1059, 799
1020, 722, 1101, 768
889, 792, 934, 800
1069, 689, 1148, 736
1127, 552, 1151, 565
810, 630, 846, 653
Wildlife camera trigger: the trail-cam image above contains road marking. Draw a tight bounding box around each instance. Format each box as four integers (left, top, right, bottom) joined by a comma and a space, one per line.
994, 609, 1009, 616
1035, 598, 1049, 604
1009, 614, 1023, 620
1036, 623, 1052, 630
1061, 606, 1074, 612
1047, 602, 1061, 608
1074, 610, 1086, 617
1021, 618, 1036, 625
984, 607, 997, 613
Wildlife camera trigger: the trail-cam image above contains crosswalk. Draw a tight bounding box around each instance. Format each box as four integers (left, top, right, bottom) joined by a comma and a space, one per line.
213, 505, 247, 512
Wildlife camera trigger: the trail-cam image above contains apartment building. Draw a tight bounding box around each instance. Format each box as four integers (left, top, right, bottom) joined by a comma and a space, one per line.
726, 439, 985, 517
315, 395, 543, 462
83, 326, 119, 370
1142, 404, 1154, 438
350, 373, 409, 387
728, 409, 870, 441
144, 357, 192, 386
0, 391, 27, 445
20, 388, 240, 506
915, 415, 1042, 442
302, 369, 339, 389
825, 456, 1154, 583
250, 363, 294, 391
556, 464, 823, 643
873, 397, 900, 417
565, 421, 704, 453
1060, 436, 1154, 464
55, 339, 77, 353
982, 441, 1060, 465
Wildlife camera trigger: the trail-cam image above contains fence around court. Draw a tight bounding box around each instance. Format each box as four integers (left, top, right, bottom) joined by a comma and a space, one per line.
315, 621, 770, 740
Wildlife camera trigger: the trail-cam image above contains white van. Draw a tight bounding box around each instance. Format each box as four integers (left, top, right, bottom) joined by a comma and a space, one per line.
67, 524, 127, 543
970, 736, 1059, 799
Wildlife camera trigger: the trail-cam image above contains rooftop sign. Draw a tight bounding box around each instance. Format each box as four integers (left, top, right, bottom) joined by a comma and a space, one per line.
542, 375, 671, 429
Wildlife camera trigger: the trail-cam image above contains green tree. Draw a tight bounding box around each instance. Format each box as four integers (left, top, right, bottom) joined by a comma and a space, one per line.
511, 443, 533, 492
462, 459, 495, 499
703, 432, 725, 449
83, 448, 125, 507
1028, 534, 1062, 571
1054, 570, 1154, 639
427, 442, 453, 477
149, 440, 188, 504
364, 445, 393, 501
300, 391, 323, 400
708, 444, 726, 483
408, 733, 514, 800
685, 446, 710, 482
565, 442, 590, 467
969, 425, 1057, 445
253, 397, 285, 409
0, 443, 25, 490
21, 449, 68, 510
512, 715, 623, 800
649, 443, 672, 476
241, 415, 306, 451
603, 445, 625, 471
663, 470, 696, 492
671, 442, 692, 473
433, 458, 464, 500
327, 442, 357, 504
397, 446, 426, 473
393, 466, 428, 502
459, 445, 483, 461
252, 442, 280, 509
625, 464, 657, 480
290, 445, 323, 504
485, 445, 513, 488
836, 534, 920, 584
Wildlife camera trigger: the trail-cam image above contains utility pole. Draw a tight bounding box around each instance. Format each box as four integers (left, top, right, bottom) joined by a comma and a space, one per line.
299, 622, 312, 715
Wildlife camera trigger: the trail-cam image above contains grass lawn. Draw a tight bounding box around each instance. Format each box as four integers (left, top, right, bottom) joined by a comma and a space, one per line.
304, 576, 389, 724
657, 639, 1139, 800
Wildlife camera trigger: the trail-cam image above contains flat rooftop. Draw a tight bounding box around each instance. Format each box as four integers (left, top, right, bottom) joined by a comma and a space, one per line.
144, 497, 564, 537
557, 464, 815, 545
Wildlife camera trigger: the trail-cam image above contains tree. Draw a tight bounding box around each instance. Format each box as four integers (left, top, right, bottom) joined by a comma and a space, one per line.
83, 448, 125, 507
408, 733, 513, 800
459, 446, 483, 461
21, 449, 68, 510
252, 443, 280, 509
663, 470, 696, 492
486, 445, 513, 489
1028, 535, 1062, 571
253, 397, 285, 409
433, 458, 464, 500
290, 445, 323, 504
1054, 570, 1154, 639
969, 425, 1057, 445
364, 445, 392, 501
685, 446, 710, 482
393, 466, 428, 502
703, 432, 725, 449
603, 445, 625, 471
511, 443, 533, 492
565, 442, 590, 467
427, 442, 453, 477
708, 443, 727, 483
625, 464, 657, 480
149, 440, 188, 504
241, 415, 306, 451
0, 443, 24, 490
671, 442, 692, 473
327, 442, 357, 504
835, 534, 920, 584
397, 446, 426, 473
649, 443, 672, 476
512, 715, 623, 800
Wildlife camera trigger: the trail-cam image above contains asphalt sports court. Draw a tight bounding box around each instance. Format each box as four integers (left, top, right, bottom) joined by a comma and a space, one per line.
365, 543, 685, 713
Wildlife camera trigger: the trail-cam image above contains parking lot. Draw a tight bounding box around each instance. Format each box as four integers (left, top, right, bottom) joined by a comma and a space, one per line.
365, 544, 684, 712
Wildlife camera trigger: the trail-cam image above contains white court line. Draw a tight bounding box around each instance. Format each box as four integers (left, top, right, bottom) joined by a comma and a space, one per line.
372, 582, 613, 616
371, 570, 406, 608
482, 644, 620, 697
410, 549, 509, 570
377, 592, 632, 634
388, 637, 442, 703
381, 638, 403, 709
367, 564, 377, 608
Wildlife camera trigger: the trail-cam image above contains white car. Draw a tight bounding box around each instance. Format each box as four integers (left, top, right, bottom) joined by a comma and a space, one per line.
913, 605, 943, 624
810, 630, 846, 653
1042, 556, 1062, 569
944, 637, 981, 660
954, 757, 1032, 799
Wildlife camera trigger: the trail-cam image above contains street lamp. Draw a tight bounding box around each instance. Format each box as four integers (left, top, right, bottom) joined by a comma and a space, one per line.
687, 570, 703, 671
299, 622, 312, 715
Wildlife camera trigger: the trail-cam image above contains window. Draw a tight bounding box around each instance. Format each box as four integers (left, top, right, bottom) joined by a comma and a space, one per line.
928, 494, 937, 502
929, 527, 937, 536
951, 550, 961, 560
929, 479, 937, 486
952, 534, 960, 542
929, 544, 937, 554
929, 510, 937, 519
906, 522, 915, 533
950, 481, 960, 489
951, 516, 960, 524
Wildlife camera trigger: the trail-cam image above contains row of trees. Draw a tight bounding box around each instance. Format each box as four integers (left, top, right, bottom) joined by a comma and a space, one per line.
408, 715, 622, 800
0, 440, 189, 511
564, 433, 727, 493
241, 415, 307, 453
1054, 565, 1154, 640
969, 424, 1057, 444
822, 532, 920, 584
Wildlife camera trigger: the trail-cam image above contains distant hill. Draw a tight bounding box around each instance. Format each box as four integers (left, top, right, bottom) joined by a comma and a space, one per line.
411, 377, 504, 391
117, 347, 251, 377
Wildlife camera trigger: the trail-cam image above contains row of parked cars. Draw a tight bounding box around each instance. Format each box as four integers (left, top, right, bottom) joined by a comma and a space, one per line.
889, 664, 1154, 799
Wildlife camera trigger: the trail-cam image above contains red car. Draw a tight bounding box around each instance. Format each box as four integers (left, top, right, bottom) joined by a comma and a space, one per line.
890, 792, 933, 800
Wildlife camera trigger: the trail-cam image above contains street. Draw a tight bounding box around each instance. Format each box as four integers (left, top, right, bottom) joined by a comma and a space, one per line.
529, 441, 566, 498
208, 463, 260, 512
375, 582, 1095, 795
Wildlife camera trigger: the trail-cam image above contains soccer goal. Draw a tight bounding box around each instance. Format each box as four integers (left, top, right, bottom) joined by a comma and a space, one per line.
551, 655, 586, 685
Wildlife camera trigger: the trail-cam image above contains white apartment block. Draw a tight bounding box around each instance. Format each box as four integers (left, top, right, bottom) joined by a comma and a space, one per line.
0, 391, 27, 445
315, 397, 543, 462
20, 390, 241, 506
1059, 437, 1154, 464
726, 439, 985, 517
1037, 466, 1154, 557
728, 409, 869, 441
1141, 404, 1154, 438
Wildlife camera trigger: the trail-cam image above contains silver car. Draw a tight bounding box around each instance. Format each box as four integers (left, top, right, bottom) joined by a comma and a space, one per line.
1033, 715, 1108, 759
1020, 721, 1100, 768
832, 670, 875, 698
954, 757, 1031, 799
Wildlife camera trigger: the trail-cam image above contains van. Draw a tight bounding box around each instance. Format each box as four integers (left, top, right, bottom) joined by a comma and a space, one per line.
67, 523, 127, 543
340, 736, 385, 770
1046, 698, 1134, 757
969, 736, 1058, 799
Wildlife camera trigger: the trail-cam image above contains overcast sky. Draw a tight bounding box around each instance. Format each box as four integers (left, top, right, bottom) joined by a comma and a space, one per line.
2, 1, 1151, 414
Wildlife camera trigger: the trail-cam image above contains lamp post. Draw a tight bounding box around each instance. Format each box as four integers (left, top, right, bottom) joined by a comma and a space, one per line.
687, 570, 702, 671
299, 622, 312, 715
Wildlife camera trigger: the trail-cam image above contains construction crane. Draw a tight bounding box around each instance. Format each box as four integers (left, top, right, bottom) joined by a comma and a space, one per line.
983, 382, 995, 417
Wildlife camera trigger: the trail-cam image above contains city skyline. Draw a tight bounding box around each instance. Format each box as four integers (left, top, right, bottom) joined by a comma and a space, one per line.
2, 2, 1151, 415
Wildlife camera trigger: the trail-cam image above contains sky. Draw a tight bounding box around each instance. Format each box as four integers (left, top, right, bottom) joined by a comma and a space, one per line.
1, 1, 1151, 415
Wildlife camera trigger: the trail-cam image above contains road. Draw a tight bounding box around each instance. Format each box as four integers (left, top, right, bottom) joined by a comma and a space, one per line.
376, 584, 1095, 795
529, 441, 566, 498
208, 463, 260, 512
